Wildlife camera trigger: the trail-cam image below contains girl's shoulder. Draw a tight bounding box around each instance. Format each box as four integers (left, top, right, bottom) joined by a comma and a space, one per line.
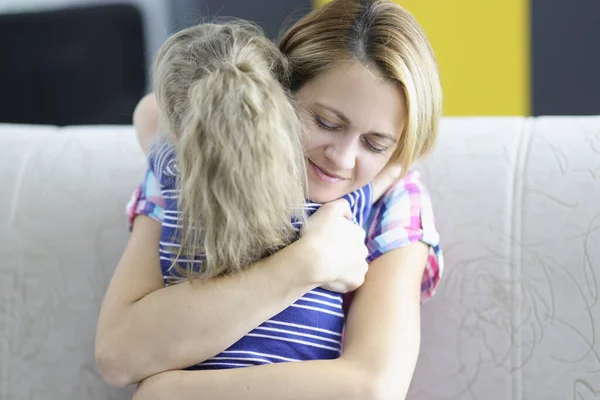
147, 136, 179, 187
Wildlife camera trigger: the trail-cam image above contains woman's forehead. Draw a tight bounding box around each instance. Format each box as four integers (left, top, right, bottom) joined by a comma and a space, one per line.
298, 62, 406, 139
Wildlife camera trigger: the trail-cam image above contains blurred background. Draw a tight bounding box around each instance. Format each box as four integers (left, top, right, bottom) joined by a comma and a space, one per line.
0, 0, 598, 126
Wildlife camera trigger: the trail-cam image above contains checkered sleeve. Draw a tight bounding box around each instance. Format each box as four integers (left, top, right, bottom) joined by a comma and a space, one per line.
365, 170, 443, 303
125, 168, 166, 230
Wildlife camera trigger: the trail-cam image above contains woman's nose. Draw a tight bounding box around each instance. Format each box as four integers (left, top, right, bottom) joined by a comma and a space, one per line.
323, 137, 357, 171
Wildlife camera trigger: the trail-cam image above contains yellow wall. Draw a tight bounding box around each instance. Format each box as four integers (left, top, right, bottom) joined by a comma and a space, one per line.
313, 0, 530, 116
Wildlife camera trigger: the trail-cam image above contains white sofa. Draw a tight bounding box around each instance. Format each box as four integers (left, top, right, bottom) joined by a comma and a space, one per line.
1, 117, 599, 399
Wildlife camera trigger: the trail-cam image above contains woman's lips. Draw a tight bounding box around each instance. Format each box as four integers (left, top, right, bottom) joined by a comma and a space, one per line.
308, 159, 348, 184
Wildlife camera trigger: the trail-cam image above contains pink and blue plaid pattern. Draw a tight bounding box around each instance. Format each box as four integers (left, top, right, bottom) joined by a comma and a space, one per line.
126, 169, 165, 226
364, 170, 442, 303
126, 169, 443, 303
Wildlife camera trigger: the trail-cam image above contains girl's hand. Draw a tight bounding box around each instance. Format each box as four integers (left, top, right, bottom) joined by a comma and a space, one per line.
371, 164, 403, 202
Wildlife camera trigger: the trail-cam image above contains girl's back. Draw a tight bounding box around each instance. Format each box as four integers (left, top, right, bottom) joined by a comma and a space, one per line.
148, 138, 372, 368
152, 22, 307, 281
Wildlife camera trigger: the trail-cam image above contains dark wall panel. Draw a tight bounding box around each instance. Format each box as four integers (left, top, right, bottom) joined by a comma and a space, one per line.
171, 0, 313, 40
532, 0, 600, 115
0, 5, 146, 125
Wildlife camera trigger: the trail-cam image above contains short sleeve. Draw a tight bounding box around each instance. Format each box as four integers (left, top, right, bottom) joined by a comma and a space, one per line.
125, 168, 166, 230
364, 170, 443, 303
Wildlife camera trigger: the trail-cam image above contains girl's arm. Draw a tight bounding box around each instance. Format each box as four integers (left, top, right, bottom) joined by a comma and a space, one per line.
96, 201, 368, 388
370, 164, 403, 202
133, 93, 160, 154
133, 242, 428, 400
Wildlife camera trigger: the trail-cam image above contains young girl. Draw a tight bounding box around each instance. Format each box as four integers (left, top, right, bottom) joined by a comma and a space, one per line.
147, 21, 402, 369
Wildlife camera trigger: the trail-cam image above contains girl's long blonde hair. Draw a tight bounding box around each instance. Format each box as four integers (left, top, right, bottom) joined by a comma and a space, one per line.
280, 0, 443, 172
152, 22, 307, 280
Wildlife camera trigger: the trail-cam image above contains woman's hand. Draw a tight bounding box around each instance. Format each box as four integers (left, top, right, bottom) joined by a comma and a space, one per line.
300, 199, 369, 293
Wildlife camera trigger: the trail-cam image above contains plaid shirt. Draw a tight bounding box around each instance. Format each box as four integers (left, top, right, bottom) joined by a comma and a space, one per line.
126, 169, 442, 303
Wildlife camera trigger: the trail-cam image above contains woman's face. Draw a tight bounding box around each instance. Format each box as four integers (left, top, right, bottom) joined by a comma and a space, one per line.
296, 62, 407, 203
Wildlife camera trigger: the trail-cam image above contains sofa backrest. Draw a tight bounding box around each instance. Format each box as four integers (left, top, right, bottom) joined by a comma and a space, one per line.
0, 117, 599, 399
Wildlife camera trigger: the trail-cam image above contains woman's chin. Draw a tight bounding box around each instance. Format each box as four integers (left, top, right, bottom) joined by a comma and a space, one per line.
306, 174, 365, 203
306, 184, 346, 203
307, 193, 337, 203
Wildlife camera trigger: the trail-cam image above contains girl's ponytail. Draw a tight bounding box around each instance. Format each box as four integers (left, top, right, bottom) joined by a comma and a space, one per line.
153, 22, 306, 279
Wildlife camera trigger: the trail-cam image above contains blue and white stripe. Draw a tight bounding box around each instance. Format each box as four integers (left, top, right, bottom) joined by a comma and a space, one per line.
148, 142, 373, 369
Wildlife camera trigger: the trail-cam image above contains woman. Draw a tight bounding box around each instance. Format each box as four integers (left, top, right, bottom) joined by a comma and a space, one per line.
147, 20, 387, 368
95, 0, 443, 398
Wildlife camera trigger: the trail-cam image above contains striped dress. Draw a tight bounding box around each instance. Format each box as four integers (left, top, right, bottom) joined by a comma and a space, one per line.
148, 142, 372, 369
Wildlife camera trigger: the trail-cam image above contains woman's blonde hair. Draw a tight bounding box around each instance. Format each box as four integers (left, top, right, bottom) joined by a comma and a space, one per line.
152, 22, 307, 280
280, 0, 442, 171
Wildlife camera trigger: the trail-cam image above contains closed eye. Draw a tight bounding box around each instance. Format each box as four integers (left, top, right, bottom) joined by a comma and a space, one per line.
362, 137, 387, 154
314, 114, 341, 131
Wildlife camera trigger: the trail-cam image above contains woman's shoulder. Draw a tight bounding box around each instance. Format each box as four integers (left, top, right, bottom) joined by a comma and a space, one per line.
365, 169, 443, 302
385, 169, 426, 196
368, 169, 433, 223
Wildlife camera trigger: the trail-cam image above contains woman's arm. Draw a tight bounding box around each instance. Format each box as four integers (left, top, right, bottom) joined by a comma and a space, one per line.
96, 216, 316, 388
133, 242, 429, 400
96, 201, 368, 388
